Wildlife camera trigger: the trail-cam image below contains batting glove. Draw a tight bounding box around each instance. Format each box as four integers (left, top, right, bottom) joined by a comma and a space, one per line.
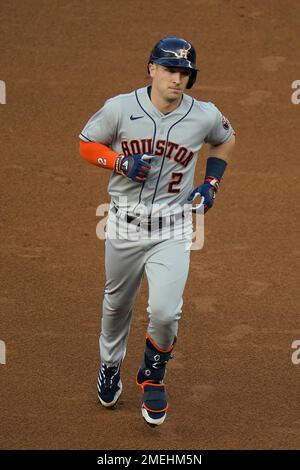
188, 176, 220, 213
114, 154, 152, 183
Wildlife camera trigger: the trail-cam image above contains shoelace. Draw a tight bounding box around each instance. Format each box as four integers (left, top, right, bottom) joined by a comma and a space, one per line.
100, 364, 119, 388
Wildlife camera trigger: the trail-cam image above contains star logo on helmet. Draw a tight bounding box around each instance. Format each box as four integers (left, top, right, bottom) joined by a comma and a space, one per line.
177, 47, 189, 59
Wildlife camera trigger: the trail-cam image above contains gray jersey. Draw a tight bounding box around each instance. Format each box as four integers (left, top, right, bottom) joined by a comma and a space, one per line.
80, 86, 233, 216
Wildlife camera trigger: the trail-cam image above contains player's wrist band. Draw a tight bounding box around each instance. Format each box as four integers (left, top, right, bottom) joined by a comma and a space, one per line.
205, 156, 227, 180
204, 176, 220, 191
114, 155, 124, 174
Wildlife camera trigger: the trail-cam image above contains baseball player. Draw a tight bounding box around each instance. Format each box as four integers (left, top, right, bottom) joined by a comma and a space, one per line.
79, 36, 235, 426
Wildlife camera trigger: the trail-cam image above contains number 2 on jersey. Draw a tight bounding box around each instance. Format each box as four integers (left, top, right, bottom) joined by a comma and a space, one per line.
168, 172, 183, 194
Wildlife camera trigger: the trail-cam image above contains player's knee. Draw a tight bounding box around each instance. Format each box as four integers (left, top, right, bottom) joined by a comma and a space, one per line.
103, 294, 133, 315
149, 304, 181, 326
149, 296, 183, 324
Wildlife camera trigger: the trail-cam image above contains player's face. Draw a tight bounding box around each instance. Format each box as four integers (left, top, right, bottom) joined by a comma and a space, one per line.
149, 64, 191, 103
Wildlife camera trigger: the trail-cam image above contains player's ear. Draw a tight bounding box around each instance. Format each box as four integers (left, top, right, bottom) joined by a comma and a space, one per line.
148, 62, 156, 79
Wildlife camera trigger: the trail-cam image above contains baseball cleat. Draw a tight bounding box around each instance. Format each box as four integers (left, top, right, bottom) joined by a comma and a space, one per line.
136, 335, 174, 426
142, 407, 167, 427
140, 382, 168, 426
97, 362, 122, 408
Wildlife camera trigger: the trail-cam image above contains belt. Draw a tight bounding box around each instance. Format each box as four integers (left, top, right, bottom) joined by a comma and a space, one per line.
111, 204, 140, 224
111, 204, 185, 230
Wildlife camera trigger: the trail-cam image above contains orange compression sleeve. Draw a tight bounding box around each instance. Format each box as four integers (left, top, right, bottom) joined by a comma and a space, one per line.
79, 140, 119, 170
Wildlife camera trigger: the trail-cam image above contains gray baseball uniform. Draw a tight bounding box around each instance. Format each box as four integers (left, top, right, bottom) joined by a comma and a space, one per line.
80, 85, 233, 363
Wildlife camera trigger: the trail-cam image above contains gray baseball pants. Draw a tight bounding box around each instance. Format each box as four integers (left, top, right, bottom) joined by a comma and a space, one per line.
99, 234, 191, 366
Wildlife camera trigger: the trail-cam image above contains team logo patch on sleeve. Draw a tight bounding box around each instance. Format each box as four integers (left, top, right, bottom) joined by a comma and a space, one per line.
222, 115, 231, 130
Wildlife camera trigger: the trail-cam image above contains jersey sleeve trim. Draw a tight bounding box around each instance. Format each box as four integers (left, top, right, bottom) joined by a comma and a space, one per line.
213, 128, 234, 145
79, 132, 94, 143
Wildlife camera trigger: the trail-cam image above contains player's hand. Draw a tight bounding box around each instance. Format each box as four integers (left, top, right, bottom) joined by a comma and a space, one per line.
114, 153, 153, 183
187, 177, 220, 213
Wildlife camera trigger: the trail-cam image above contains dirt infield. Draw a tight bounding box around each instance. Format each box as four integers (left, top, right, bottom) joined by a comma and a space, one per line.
1, 0, 300, 450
